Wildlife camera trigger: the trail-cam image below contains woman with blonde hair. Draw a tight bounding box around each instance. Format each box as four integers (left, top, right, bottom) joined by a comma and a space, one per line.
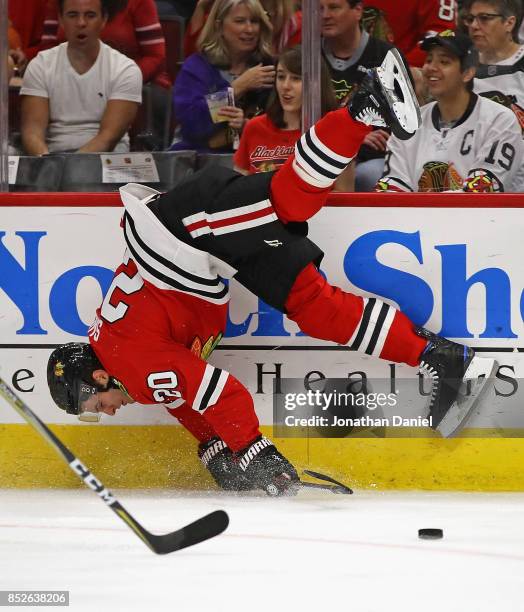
171, 0, 276, 152
184, 0, 301, 56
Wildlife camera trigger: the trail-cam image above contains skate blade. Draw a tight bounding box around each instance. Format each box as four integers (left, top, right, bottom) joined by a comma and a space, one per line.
375, 48, 421, 135
436, 357, 498, 438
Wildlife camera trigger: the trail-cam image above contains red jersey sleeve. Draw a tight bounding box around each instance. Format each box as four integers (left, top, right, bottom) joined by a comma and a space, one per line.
92, 339, 261, 452
407, 0, 457, 66
40, 0, 59, 51
129, 0, 166, 84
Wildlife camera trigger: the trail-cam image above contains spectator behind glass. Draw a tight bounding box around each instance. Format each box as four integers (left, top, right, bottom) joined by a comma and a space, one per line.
170, 0, 275, 152
184, 0, 301, 57
321, 0, 405, 191
362, 0, 458, 67
462, 0, 524, 105
234, 46, 355, 190
9, 0, 47, 61
20, 0, 142, 155
41, 0, 170, 87
376, 30, 524, 193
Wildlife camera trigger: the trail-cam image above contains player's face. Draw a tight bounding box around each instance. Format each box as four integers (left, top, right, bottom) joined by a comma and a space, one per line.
276, 63, 302, 116
59, 0, 107, 49
320, 0, 363, 40
80, 387, 130, 417
422, 47, 466, 99
464, 2, 515, 54
221, 3, 261, 57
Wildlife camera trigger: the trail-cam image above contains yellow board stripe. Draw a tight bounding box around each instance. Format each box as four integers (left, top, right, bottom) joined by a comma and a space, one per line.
2, 424, 524, 490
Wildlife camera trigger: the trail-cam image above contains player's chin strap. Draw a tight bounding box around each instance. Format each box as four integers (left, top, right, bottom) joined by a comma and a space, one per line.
109, 376, 134, 404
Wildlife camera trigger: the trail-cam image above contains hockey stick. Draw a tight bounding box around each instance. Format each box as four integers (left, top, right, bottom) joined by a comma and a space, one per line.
0, 377, 229, 555
301, 470, 353, 495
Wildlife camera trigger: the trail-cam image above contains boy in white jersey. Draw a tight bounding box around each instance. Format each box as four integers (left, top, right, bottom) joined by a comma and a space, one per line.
376, 30, 524, 193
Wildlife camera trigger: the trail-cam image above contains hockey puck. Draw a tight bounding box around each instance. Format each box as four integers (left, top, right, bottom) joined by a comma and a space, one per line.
418, 528, 443, 540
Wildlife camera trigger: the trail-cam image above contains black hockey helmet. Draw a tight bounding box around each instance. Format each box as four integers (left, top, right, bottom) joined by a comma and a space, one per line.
47, 343, 104, 415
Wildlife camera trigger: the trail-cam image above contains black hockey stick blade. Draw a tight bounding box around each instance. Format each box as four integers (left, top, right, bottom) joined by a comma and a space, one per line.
0, 376, 229, 554
303, 469, 353, 494
141, 510, 229, 554
299, 481, 351, 495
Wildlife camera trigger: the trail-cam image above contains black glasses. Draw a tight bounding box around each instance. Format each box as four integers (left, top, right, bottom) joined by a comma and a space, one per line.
462, 12, 505, 25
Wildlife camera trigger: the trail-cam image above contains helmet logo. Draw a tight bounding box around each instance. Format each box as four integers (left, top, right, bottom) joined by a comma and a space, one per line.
54, 361, 65, 377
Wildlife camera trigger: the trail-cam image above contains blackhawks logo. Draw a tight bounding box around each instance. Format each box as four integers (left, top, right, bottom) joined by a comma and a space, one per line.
190, 334, 223, 360
54, 361, 65, 377
418, 161, 463, 192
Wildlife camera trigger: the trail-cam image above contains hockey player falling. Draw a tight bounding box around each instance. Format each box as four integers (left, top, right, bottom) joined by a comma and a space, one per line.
47, 50, 496, 496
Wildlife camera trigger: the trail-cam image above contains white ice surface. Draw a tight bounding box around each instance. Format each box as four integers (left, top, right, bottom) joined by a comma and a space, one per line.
1, 489, 524, 611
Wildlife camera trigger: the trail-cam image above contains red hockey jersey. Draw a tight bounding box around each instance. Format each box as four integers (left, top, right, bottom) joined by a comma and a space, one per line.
365, 0, 457, 67
88, 184, 261, 452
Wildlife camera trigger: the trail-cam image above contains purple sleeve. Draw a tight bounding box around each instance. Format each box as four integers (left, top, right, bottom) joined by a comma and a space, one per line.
173, 54, 229, 145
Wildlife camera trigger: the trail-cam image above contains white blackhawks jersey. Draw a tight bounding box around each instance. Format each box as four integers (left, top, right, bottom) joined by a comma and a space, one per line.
474, 45, 524, 107
377, 94, 524, 193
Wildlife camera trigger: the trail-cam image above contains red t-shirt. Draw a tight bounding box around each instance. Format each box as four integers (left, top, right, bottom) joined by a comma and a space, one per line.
90, 256, 260, 450
364, 0, 457, 67
234, 114, 301, 174
8, 0, 46, 59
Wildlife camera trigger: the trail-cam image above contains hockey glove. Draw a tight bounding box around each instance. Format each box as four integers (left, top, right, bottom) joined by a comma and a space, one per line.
198, 437, 253, 491
235, 436, 300, 496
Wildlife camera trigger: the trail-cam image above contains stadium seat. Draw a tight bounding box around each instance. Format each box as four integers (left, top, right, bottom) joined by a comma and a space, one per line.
60, 151, 196, 192
195, 153, 235, 171
11, 155, 65, 192
130, 84, 174, 151
160, 15, 185, 83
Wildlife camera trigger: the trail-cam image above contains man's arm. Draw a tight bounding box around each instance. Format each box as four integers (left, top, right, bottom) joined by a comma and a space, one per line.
21, 95, 50, 155
77, 99, 139, 153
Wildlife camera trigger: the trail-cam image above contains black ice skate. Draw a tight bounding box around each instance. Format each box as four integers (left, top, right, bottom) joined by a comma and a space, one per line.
416, 328, 497, 437
348, 48, 421, 140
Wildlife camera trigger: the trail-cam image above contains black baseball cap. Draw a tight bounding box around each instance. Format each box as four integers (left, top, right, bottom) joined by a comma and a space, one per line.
421, 30, 478, 67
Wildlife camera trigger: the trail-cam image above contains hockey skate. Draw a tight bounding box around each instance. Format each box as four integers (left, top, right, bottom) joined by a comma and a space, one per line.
417, 328, 497, 437
349, 48, 421, 140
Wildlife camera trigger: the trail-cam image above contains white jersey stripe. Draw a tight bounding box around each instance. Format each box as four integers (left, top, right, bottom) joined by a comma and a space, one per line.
292, 159, 332, 188
356, 300, 384, 352
298, 133, 345, 178
294, 147, 337, 187
368, 306, 396, 357
211, 211, 278, 235
125, 217, 225, 294
182, 199, 273, 226
193, 364, 215, 412
206, 370, 229, 409
309, 125, 354, 165
347, 298, 369, 347
135, 23, 161, 31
